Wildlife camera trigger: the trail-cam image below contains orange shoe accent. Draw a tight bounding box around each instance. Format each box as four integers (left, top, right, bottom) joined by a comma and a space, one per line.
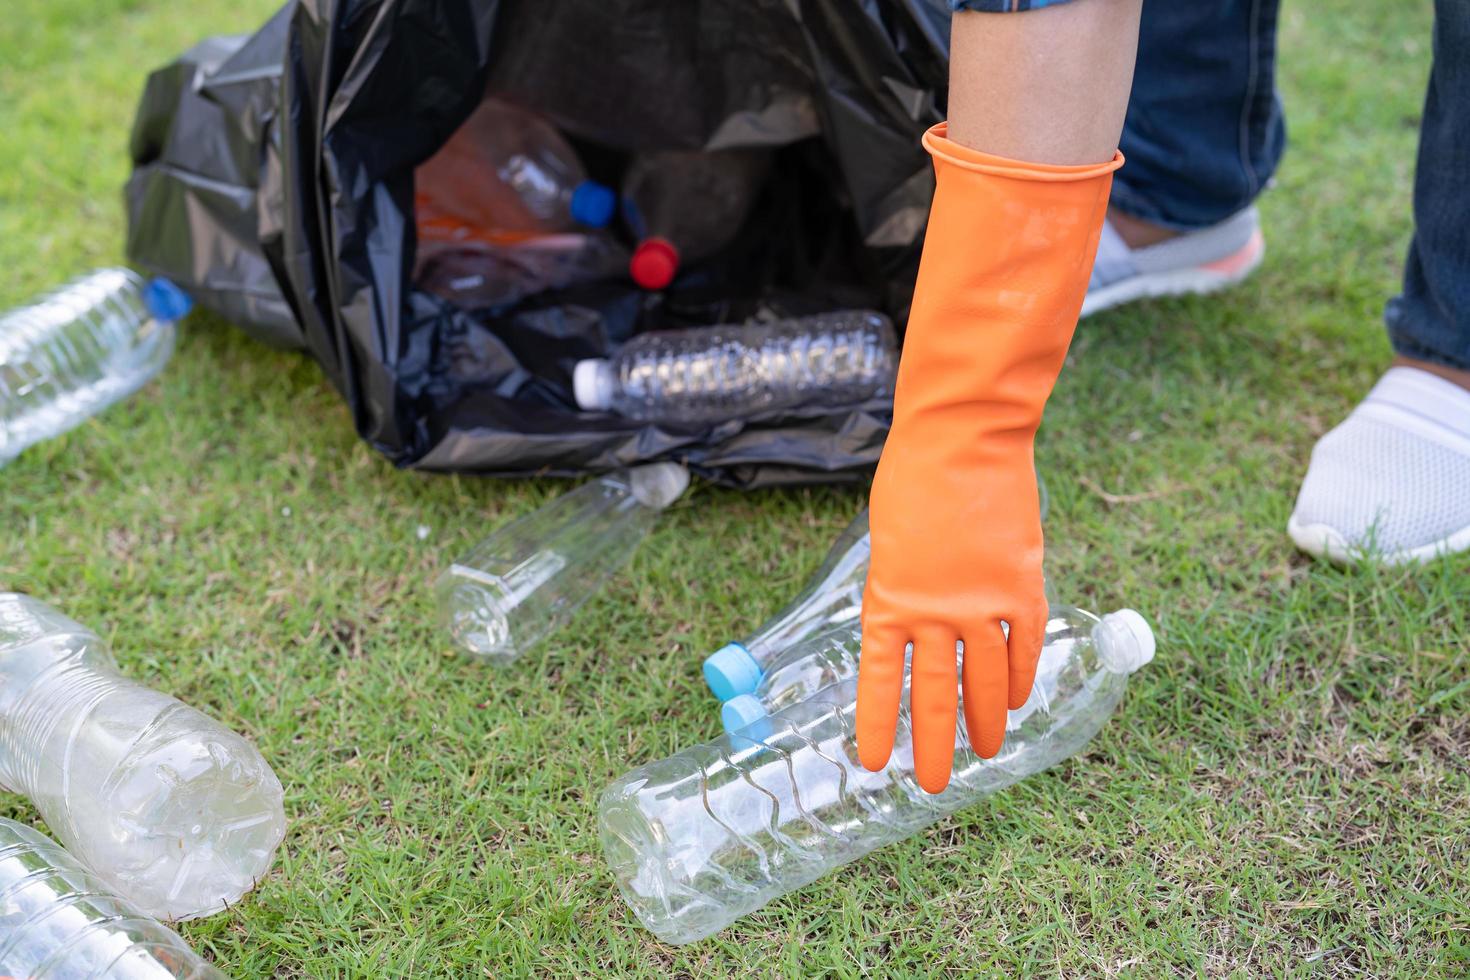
857, 124, 1120, 793
1200, 228, 1265, 276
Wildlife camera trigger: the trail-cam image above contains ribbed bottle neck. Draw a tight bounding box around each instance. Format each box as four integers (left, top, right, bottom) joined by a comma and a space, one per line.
0, 660, 118, 797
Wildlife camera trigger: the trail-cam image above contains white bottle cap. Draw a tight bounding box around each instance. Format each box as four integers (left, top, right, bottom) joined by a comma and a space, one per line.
628, 462, 691, 510
1095, 608, 1156, 674
573, 359, 613, 411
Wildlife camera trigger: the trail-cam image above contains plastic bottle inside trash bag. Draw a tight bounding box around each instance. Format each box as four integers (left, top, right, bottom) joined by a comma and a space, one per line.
437, 463, 690, 665
720, 603, 1104, 733
598, 607, 1154, 945
572, 311, 896, 424
702, 480, 1050, 702
415, 98, 616, 239
415, 231, 627, 310
0, 818, 227, 978
622, 149, 771, 290
1, 268, 191, 467
0, 594, 285, 922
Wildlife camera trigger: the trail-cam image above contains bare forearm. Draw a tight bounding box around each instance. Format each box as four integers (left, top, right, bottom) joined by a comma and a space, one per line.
948, 0, 1142, 164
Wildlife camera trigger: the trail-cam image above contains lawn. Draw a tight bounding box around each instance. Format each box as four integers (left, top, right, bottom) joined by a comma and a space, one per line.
2, 0, 1467, 976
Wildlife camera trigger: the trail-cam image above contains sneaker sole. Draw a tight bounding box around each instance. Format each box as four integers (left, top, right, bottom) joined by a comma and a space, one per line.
1081, 229, 1266, 318
1286, 514, 1470, 566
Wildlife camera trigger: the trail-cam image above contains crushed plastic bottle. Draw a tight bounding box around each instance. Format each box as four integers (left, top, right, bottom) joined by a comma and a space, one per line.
572, 311, 896, 424
719, 604, 1112, 733
1, 268, 191, 467
0, 818, 227, 978
0, 594, 286, 922
437, 463, 690, 664
415, 98, 616, 239
622, 149, 771, 290
599, 607, 1154, 945
703, 481, 1051, 702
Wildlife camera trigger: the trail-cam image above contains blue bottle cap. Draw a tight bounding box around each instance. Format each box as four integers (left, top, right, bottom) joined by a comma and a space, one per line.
142, 277, 194, 322
568, 181, 615, 228
721, 694, 769, 734
702, 643, 763, 701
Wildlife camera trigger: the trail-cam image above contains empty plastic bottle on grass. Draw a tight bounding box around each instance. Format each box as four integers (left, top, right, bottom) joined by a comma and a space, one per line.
719, 604, 1118, 733
703, 480, 1050, 702
703, 509, 870, 701
0, 818, 226, 978
599, 606, 1154, 945
1, 268, 191, 467
623, 149, 771, 290
415, 98, 616, 240
0, 594, 285, 922
572, 311, 896, 423
437, 463, 690, 664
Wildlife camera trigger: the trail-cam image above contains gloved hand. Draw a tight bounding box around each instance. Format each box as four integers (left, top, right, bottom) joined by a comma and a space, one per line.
857, 125, 1120, 793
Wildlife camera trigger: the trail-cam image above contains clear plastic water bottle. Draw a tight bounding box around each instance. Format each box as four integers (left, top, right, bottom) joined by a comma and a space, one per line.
437, 463, 690, 664
703, 481, 1050, 702
719, 604, 1120, 733
1, 268, 192, 467
0, 594, 286, 922
0, 818, 227, 978
415, 98, 616, 239
703, 509, 870, 701
599, 607, 1154, 945
415, 231, 628, 310
622, 149, 772, 290
571, 311, 897, 423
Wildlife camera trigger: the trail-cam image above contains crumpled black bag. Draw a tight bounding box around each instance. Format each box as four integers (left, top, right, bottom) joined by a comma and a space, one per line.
125, 0, 952, 486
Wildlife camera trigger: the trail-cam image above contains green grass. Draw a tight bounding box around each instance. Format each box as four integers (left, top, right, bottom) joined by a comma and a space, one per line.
2, 0, 1467, 976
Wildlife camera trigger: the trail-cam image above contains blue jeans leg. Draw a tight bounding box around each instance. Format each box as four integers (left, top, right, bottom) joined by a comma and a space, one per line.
1110, 0, 1286, 231
1385, 0, 1470, 373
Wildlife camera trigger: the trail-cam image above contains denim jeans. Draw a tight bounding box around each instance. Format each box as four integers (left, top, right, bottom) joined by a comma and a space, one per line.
949, 0, 1470, 371
1385, 3, 1470, 373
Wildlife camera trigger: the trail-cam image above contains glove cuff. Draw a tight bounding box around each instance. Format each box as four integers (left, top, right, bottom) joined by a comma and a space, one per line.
922, 123, 1124, 183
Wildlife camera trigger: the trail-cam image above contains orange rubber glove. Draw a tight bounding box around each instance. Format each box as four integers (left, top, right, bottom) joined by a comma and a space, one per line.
858, 124, 1121, 793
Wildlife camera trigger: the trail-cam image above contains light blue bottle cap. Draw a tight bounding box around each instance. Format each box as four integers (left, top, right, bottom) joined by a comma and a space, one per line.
142, 277, 194, 322
703, 643, 763, 701
721, 694, 768, 733
569, 180, 615, 228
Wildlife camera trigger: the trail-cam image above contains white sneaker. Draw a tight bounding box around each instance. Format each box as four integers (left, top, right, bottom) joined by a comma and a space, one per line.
1288, 366, 1470, 565
1082, 206, 1265, 317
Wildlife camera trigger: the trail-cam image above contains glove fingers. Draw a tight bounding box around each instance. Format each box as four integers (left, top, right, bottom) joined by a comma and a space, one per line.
1006, 601, 1049, 710
909, 626, 961, 794
856, 621, 908, 773
961, 622, 1010, 760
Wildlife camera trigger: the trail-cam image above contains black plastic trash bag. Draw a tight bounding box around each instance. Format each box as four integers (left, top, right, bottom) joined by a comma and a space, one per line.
125, 0, 953, 486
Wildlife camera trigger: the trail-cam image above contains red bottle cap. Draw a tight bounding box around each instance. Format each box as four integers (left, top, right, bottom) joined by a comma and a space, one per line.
630, 238, 680, 291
